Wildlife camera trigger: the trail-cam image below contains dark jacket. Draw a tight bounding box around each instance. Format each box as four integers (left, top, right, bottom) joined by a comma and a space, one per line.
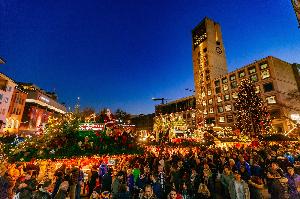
15, 178, 37, 199
33, 189, 52, 199
101, 173, 112, 192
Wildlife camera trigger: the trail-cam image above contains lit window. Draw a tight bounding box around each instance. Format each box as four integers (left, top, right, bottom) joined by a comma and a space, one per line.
266, 96, 276, 104
232, 92, 238, 99
203, 100, 207, 106
222, 78, 228, 84
218, 106, 224, 113
230, 75, 236, 81
207, 90, 212, 95
202, 92, 206, 97
217, 96, 222, 103
239, 71, 245, 78
255, 86, 260, 93
260, 63, 268, 70
204, 109, 207, 114
223, 84, 229, 91
209, 108, 214, 113
219, 117, 225, 123
225, 104, 232, 111
231, 81, 237, 89
224, 94, 230, 101
249, 67, 256, 74
263, 82, 274, 92
208, 99, 213, 104
251, 74, 258, 82
261, 70, 270, 79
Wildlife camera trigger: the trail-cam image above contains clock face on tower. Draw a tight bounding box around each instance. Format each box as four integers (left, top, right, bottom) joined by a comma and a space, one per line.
216, 47, 222, 54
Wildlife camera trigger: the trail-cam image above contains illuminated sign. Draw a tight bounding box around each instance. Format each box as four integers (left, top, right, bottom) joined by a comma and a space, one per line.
79, 123, 105, 131
39, 95, 50, 103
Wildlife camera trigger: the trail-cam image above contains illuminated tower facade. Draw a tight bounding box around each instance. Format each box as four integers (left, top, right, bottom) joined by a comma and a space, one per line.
192, 17, 228, 127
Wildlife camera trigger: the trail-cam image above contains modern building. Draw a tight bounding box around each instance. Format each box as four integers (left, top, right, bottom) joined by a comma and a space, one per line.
154, 17, 300, 136
0, 73, 17, 135
131, 113, 155, 132
192, 17, 300, 134
17, 83, 67, 133
154, 96, 197, 131
4, 86, 27, 134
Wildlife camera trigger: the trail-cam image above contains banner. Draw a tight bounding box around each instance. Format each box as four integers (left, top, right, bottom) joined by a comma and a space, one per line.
79, 123, 105, 131
292, 0, 300, 27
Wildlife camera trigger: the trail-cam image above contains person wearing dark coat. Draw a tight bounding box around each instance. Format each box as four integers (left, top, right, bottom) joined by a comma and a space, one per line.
52, 171, 64, 198
89, 166, 99, 197
101, 169, 112, 192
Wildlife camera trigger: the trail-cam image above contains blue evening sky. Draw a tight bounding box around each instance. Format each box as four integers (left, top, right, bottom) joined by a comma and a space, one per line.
0, 0, 299, 114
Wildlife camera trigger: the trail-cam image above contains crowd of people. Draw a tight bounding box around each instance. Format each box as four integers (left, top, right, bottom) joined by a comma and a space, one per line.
0, 143, 300, 199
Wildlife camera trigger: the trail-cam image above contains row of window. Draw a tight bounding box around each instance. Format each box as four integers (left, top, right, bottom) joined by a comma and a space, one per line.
203, 95, 277, 114
203, 81, 274, 98
11, 107, 22, 115
214, 63, 271, 90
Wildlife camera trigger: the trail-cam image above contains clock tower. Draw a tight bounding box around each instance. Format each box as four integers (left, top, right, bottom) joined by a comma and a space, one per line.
192, 17, 228, 127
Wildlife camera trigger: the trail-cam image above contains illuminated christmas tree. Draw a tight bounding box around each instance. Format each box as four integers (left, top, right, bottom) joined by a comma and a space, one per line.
235, 79, 271, 138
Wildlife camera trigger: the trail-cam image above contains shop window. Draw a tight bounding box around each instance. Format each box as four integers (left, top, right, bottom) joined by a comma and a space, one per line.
208, 99, 213, 105
219, 117, 225, 123
260, 63, 268, 70
230, 75, 236, 81
231, 81, 237, 89
266, 96, 276, 104
218, 106, 224, 113
225, 104, 232, 111
248, 67, 256, 74
239, 71, 245, 78
227, 115, 234, 123
217, 96, 222, 103
261, 70, 270, 79
250, 74, 258, 82
263, 82, 274, 92
222, 78, 228, 84
224, 94, 230, 101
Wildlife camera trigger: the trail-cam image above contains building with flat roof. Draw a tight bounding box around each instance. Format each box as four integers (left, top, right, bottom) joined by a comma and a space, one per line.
154, 17, 300, 137
17, 83, 67, 133
192, 17, 300, 134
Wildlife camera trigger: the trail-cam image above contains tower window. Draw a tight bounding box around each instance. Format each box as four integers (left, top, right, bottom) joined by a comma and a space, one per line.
216, 41, 221, 45
249, 67, 256, 74
215, 80, 220, 87
227, 115, 234, 123
239, 71, 245, 78
260, 63, 268, 70
250, 74, 258, 82
263, 82, 274, 92
222, 78, 228, 84
231, 81, 237, 89
230, 75, 236, 81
